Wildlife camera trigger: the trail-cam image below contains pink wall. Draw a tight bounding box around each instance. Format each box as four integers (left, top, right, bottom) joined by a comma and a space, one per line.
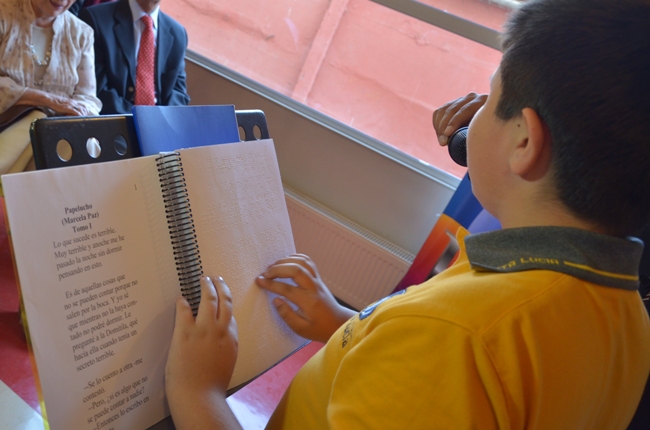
164, 0, 509, 178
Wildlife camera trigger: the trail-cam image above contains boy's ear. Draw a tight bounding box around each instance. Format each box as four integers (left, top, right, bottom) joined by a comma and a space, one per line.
509, 107, 552, 180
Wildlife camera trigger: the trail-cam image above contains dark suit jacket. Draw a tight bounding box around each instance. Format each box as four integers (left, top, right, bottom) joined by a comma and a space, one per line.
69, 0, 112, 17
79, 0, 190, 114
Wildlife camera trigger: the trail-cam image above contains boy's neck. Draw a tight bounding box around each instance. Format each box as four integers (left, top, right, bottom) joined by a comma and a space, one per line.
494, 184, 606, 235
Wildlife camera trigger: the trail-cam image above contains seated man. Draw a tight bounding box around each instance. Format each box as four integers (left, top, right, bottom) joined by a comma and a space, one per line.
79, 0, 190, 114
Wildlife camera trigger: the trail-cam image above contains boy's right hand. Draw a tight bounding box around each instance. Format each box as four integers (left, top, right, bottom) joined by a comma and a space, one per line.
433, 92, 487, 146
256, 254, 357, 344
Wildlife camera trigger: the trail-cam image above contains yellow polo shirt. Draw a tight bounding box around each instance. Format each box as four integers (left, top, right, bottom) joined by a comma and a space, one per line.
268, 227, 650, 429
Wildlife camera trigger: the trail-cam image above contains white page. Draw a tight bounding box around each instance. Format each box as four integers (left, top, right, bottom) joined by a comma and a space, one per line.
178, 139, 306, 388
3, 155, 179, 430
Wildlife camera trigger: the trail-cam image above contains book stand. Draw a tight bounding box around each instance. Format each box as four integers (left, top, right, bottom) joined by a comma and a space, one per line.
29, 109, 270, 170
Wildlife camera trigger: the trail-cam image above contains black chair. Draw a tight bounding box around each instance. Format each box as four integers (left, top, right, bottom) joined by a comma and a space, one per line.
30, 109, 270, 170
30, 114, 140, 169
236, 109, 270, 141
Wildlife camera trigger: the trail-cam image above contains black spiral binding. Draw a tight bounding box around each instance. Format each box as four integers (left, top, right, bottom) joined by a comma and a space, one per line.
156, 152, 203, 316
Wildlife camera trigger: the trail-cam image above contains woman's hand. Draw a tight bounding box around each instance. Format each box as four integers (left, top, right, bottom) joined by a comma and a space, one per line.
17, 88, 90, 116
43, 93, 90, 116
433, 92, 487, 146
257, 254, 357, 343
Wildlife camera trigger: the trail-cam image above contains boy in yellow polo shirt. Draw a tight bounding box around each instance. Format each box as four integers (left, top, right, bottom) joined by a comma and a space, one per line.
164, 0, 650, 428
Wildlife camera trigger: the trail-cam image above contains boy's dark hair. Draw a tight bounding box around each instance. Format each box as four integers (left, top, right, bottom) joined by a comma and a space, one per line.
496, 0, 650, 237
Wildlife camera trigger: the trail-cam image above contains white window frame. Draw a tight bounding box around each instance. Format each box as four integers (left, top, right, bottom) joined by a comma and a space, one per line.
371, 0, 502, 50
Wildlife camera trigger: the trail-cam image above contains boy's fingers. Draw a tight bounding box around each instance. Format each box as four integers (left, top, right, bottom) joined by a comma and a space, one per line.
435, 104, 463, 145
450, 93, 487, 124
433, 93, 487, 146
291, 254, 320, 278
196, 276, 219, 324
262, 263, 315, 286
268, 254, 317, 278
432, 98, 456, 131
439, 99, 467, 129
174, 296, 195, 328
273, 298, 307, 332
256, 276, 303, 300
214, 277, 234, 324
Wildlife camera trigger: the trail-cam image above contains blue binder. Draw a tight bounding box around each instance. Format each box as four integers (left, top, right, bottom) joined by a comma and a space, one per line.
132, 105, 240, 155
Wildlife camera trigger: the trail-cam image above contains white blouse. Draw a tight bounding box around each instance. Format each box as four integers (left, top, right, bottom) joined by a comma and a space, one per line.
0, 0, 102, 115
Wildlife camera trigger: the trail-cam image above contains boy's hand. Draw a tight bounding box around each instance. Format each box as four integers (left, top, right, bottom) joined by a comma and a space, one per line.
257, 254, 356, 343
165, 276, 239, 428
433, 92, 487, 146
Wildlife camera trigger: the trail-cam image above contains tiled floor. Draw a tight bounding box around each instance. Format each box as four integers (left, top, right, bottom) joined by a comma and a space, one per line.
0, 197, 322, 429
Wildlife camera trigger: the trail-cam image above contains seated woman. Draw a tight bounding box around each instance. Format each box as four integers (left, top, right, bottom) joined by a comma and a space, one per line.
0, 0, 101, 174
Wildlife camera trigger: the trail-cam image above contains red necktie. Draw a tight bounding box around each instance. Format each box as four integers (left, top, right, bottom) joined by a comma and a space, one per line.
135, 15, 155, 105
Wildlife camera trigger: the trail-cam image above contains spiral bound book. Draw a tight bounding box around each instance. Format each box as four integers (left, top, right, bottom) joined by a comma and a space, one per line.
1, 139, 306, 430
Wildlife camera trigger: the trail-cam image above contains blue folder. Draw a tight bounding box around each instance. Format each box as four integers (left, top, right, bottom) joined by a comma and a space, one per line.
132, 105, 240, 155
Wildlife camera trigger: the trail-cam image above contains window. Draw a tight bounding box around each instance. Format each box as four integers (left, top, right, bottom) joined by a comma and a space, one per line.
415, 0, 520, 32
164, 0, 516, 179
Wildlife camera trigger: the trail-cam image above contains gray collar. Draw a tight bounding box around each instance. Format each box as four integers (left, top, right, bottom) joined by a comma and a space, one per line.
464, 227, 643, 291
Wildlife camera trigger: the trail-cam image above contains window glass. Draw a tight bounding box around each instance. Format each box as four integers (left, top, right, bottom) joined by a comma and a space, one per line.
416, 0, 516, 31
164, 0, 510, 178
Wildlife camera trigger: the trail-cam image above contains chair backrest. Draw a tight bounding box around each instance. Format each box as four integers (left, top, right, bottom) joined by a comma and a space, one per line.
30, 115, 140, 170
236, 109, 270, 141
30, 109, 271, 170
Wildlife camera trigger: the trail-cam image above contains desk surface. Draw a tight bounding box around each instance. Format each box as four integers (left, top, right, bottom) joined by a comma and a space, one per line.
0, 196, 321, 429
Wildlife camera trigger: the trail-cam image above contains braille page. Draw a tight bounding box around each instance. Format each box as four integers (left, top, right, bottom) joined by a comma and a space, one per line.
178, 139, 307, 388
